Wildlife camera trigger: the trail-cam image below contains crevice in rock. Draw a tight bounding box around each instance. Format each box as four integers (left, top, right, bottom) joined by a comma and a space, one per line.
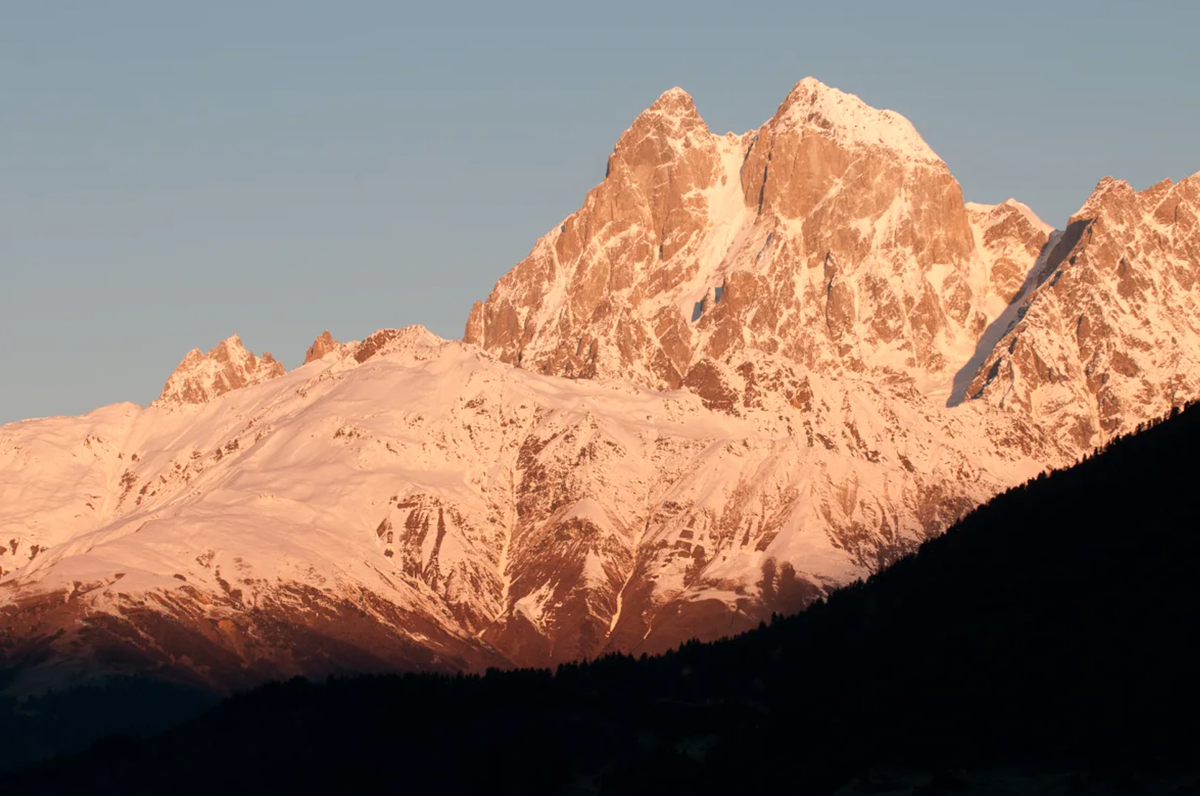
758, 164, 769, 216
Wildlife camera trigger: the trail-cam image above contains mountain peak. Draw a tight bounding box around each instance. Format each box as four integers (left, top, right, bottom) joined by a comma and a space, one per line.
470, 76, 978, 387
649, 86, 695, 110
965, 199, 1054, 240
771, 76, 941, 164
617, 85, 709, 148
788, 75, 833, 96
304, 330, 340, 364
155, 334, 286, 407
1070, 176, 1140, 227
351, 325, 445, 365
997, 198, 1054, 234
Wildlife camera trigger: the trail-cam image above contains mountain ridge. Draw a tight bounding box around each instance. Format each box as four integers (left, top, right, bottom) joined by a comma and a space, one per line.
3, 76, 1199, 696
7, 400, 1198, 791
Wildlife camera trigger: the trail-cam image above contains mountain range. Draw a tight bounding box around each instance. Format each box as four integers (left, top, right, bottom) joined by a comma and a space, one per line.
2, 77, 1198, 692
8, 400, 1198, 793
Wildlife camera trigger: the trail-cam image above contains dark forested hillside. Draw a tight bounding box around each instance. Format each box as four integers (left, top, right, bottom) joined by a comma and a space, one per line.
0, 678, 215, 771
7, 404, 1200, 794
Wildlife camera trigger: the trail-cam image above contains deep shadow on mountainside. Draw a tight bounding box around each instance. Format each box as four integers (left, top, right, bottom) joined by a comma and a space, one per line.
6, 403, 1200, 794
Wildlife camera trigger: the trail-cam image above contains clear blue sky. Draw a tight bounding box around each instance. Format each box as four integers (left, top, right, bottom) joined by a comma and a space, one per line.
2, 0, 1197, 423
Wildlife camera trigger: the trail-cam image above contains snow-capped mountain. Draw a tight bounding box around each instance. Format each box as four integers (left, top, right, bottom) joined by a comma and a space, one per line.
467, 78, 1007, 399
2, 78, 1197, 691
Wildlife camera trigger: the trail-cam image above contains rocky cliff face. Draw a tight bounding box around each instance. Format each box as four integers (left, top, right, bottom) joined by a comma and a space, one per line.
303, 330, 340, 364
465, 78, 1022, 400
966, 175, 1200, 446
966, 199, 1053, 308
2, 78, 1198, 691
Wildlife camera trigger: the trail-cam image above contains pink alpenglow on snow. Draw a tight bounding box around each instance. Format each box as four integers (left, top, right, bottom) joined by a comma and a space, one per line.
3, 78, 1200, 691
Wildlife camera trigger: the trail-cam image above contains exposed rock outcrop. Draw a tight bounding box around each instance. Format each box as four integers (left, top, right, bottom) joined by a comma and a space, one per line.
156, 335, 285, 407
465, 77, 1016, 396
966, 174, 1200, 447
304, 330, 339, 364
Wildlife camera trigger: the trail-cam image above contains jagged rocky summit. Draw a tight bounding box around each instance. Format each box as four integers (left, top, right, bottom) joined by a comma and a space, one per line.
2, 77, 1199, 690
157, 335, 285, 406
303, 331, 340, 364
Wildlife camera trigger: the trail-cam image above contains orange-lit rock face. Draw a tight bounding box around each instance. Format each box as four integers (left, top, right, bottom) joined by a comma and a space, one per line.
967, 174, 1200, 448
157, 335, 285, 406
968, 201, 1052, 305
741, 79, 973, 267
465, 87, 725, 387
303, 330, 339, 364
466, 78, 1019, 396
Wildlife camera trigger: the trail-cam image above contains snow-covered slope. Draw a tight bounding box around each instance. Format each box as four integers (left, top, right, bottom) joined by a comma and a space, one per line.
0, 327, 1052, 687
2, 78, 1198, 692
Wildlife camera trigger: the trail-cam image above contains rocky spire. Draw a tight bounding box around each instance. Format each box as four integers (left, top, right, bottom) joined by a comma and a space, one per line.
304, 330, 339, 364
156, 334, 286, 406
464, 81, 725, 384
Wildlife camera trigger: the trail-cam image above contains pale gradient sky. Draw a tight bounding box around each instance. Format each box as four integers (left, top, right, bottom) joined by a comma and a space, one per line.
2, 0, 1197, 423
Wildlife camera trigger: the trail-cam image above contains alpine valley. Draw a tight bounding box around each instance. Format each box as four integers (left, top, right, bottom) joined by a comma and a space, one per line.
3, 77, 1199, 693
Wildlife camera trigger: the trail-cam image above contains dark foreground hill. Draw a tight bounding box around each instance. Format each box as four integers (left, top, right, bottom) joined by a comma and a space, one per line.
7, 404, 1200, 794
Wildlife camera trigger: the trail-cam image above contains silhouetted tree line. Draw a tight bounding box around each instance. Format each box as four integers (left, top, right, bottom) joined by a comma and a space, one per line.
4, 401, 1200, 794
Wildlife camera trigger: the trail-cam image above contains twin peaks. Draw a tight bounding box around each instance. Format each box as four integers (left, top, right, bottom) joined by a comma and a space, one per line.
2, 77, 1198, 691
